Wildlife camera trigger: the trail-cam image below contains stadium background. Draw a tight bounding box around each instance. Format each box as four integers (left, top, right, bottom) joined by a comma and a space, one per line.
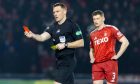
0, 0, 140, 84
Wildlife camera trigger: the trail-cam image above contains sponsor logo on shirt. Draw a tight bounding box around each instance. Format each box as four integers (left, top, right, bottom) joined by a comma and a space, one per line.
94, 37, 109, 45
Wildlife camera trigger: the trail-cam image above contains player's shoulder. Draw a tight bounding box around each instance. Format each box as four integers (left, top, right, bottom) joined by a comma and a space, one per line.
90, 28, 98, 35
105, 24, 119, 30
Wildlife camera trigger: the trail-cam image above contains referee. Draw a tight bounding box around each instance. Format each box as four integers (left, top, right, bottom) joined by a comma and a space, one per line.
24, 3, 84, 84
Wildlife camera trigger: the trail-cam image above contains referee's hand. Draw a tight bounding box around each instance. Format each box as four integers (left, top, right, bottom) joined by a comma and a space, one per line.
111, 55, 119, 60
24, 31, 33, 38
90, 58, 95, 64
56, 43, 65, 50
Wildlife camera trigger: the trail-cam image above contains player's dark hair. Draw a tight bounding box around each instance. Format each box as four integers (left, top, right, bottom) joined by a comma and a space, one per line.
92, 10, 104, 17
53, 3, 67, 9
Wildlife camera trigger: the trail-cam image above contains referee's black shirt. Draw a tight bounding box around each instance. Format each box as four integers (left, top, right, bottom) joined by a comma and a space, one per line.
44, 19, 83, 57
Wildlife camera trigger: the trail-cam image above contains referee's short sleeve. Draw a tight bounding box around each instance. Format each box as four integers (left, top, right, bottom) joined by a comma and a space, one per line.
71, 23, 83, 40
44, 25, 53, 36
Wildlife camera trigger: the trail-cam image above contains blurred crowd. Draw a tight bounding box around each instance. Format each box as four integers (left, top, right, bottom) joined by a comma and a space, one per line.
0, 0, 140, 74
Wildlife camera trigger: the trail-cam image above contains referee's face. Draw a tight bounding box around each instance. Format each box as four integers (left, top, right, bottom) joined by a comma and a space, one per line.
53, 6, 67, 22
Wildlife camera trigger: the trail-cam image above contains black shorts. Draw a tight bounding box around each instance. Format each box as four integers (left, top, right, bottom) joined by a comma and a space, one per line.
52, 53, 76, 84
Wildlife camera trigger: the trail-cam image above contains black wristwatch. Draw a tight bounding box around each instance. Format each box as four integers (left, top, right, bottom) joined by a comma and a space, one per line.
65, 43, 68, 48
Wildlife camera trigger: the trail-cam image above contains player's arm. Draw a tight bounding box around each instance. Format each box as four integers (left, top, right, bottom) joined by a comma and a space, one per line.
66, 39, 84, 48
25, 31, 51, 42
111, 36, 129, 60
89, 48, 95, 63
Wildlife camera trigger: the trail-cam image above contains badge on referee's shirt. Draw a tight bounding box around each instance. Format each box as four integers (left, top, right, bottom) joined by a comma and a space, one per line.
59, 36, 66, 43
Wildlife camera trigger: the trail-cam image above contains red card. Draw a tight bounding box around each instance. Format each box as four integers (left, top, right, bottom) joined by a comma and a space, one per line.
23, 25, 30, 32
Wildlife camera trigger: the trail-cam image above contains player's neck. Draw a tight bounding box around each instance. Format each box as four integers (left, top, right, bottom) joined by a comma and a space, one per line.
97, 24, 105, 30
58, 16, 67, 25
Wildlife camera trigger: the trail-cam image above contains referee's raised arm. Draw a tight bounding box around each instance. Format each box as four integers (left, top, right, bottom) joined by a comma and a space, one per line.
24, 30, 51, 42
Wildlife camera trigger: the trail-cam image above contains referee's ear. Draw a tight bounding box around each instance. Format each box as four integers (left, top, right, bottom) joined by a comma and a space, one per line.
63, 9, 67, 15
103, 16, 105, 22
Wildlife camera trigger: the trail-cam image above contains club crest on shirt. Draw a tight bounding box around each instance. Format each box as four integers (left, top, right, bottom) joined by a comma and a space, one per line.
59, 36, 66, 43
104, 32, 107, 36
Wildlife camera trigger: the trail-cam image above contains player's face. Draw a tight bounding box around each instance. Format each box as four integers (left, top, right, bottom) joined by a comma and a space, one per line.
53, 6, 67, 22
92, 15, 105, 28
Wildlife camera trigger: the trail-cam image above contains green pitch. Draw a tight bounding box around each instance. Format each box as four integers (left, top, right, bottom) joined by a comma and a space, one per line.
0, 79, 54, 84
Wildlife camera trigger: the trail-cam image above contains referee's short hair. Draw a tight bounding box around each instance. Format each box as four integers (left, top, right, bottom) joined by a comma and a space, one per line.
52, 3, 67, 10
92, 10, 104, 17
